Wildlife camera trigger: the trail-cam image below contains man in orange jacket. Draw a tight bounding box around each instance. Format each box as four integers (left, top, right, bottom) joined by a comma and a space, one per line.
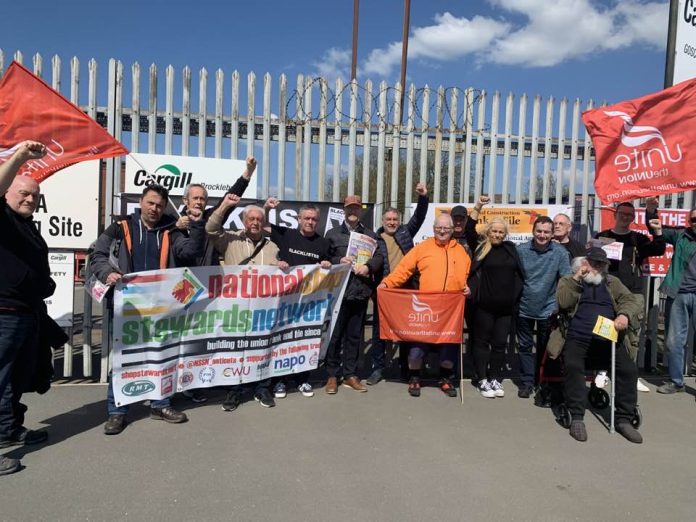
380, 213, 471, 397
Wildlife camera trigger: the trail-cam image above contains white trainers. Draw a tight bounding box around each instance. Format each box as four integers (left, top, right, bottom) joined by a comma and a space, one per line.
297, 382, 314, 397
594, 370, 609, 389
479, 379, 496, 398
637, 378, 650, 393
490, 379, 505, 397
273, 382, 287, 399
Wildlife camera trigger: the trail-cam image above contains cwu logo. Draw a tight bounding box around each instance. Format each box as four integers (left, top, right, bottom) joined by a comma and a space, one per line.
122, 380, 156, 396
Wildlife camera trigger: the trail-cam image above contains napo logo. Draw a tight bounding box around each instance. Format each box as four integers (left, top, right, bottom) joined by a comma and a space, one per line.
121, 380, 156, 397
179, 372, 194, 387
199, 366, 216, 383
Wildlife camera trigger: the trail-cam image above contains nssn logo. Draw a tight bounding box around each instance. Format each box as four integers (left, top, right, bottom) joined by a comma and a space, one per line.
606, 111, 683, 184
408, 294, 439, 323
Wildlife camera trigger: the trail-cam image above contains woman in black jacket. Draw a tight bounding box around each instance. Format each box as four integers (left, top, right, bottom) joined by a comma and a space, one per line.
468, 218, 524, 398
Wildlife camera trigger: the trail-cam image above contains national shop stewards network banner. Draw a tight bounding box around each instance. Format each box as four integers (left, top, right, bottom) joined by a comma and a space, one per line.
112, 264, 350, 406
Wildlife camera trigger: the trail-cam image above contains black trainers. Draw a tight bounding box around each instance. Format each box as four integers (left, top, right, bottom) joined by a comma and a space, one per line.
366, 370, 383, 386
517, 384, 534, 398
182, 390, 208, 403
254, 388, 276, 408
221, 391, 242, 411
0, 456, 20, 476
569, 420, 588, 442
616, 423, 643, 444
656, 382, 685, 394
0, 429, 48, 448
104, 414, 127, 435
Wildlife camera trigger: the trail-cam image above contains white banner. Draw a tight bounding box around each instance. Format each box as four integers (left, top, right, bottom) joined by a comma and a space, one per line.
45, 251, 75, 327
125, 153, 257, 198
410, 203, 574, 244
112, 264, 350, 406
34, 160, 99, 249
674, 1, 696, 84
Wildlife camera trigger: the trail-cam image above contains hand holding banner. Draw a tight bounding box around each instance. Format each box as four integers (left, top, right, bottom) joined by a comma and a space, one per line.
377, 288, 464, 344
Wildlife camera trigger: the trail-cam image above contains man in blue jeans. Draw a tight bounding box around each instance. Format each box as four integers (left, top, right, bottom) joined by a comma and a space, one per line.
90, 184, 205, 435
657, 207, 696, 394
516, 216, 571, 399
0, 141, 53, 476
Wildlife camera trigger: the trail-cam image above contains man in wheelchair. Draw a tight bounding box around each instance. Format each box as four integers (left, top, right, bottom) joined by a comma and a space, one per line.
552, 247, 644, 443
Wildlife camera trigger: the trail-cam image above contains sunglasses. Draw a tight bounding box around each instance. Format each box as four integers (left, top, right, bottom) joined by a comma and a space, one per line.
690, 217, 696, 224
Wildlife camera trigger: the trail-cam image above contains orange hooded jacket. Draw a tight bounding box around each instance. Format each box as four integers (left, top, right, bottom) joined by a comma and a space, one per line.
381, 237, 471, 292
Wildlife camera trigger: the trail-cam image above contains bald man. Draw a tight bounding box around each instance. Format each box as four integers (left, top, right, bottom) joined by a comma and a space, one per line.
0, 141, 54, 476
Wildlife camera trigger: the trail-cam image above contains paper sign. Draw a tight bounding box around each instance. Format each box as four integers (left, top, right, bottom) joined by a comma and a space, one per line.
347, 232, 377, 265
593, 315, 618, 342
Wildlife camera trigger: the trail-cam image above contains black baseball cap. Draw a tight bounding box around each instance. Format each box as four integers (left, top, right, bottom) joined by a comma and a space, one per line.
586, 247, 609, 264
450, 205, 467, 218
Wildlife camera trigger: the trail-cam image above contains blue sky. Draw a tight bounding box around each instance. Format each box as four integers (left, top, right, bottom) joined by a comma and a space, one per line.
0, 1, 671, 202
0, 0, 669, 104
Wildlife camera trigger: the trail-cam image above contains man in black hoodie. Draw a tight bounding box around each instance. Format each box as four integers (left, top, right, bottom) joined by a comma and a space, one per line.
90, 184, 205, 435
0, 141, 53, 476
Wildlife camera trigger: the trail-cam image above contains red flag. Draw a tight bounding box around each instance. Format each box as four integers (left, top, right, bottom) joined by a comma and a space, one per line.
0, 61, 128, 183
582, 78, 696, 204
377, 288, 464, 344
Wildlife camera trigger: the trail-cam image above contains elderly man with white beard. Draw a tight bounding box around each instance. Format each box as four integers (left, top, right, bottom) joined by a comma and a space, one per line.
554, 247, 644, 444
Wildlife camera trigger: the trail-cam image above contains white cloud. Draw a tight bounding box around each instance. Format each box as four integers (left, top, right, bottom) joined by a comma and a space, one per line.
311, 48, 351, 82
488, 0, 668, 67
314, 1, 669, 79
363, 12, 510, 77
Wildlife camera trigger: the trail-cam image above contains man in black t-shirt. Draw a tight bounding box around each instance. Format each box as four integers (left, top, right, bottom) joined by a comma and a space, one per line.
264, 197, 332, 399
595, 198, 665, 392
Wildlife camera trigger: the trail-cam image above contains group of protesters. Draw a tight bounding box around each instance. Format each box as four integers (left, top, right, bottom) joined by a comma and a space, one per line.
3, 141, 696, 474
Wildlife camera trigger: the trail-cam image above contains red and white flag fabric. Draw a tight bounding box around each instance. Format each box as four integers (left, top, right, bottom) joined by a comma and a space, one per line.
583, 78, 696, 204
0, 61, 128, 183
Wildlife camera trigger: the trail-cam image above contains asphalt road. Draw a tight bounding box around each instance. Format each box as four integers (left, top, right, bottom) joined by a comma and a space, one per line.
1, 378, 694, 521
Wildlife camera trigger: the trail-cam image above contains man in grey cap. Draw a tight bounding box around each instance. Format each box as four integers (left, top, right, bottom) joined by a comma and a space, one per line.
554, 247, 643, 443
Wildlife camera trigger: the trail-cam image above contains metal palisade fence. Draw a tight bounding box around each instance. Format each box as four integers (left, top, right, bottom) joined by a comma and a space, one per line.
1, 49, 683, 378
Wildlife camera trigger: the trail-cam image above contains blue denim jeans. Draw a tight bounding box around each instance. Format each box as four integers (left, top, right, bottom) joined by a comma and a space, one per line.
666, 293, 696, 386
106, 377, 170, 415
0, 313, 38, 440
516, 316, 550, 387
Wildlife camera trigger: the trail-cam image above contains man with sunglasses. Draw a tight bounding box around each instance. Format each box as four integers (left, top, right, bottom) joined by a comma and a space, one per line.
656, 208, 696, 394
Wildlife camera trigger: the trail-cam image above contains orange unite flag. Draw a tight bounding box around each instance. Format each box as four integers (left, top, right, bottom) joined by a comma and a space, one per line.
582, 77, 696, 204
0, 61, 128, 182
377, 288, 465, 344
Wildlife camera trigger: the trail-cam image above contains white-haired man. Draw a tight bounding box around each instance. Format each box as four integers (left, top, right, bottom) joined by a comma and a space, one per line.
554, 247, 643, 443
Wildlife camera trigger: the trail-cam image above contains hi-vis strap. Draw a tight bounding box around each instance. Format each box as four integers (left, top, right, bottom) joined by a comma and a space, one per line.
118, 221, 170, 269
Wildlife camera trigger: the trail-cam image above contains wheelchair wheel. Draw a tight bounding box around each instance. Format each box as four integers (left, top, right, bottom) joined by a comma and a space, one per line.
588, 386, 609, 410
557, 403, 572, 429
631, 405, 642, 429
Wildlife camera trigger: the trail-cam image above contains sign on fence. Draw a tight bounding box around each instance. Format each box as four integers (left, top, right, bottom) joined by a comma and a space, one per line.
45, 251, 75, 327
34, 160, 100, 249
412, 203, 574, 244
112, 264, 350, 406
125, 153, 257, 198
